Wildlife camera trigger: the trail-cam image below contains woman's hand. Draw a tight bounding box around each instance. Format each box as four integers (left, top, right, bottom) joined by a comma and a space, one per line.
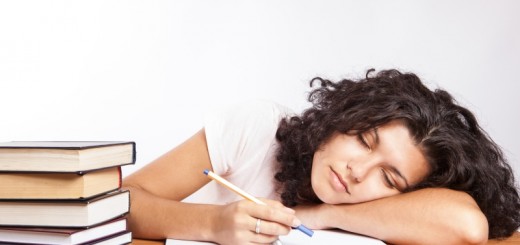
211, 198, 300, 245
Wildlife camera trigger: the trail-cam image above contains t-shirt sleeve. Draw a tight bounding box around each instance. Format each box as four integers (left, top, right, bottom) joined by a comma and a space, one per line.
204, 100, 292, 176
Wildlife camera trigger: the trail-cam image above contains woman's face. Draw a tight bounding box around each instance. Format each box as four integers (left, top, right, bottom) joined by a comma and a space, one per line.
311, 120, 429, 204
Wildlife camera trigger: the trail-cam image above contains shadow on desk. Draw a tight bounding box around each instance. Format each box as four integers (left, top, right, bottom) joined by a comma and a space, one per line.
487, 232, 520, 245
131, 232, 520, 245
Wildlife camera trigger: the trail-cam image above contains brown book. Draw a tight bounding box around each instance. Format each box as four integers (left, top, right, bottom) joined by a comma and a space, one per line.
0, 141, 135, 172
0, 167, 122, 200
0, 217, 128, 245
0, 190, 130, 228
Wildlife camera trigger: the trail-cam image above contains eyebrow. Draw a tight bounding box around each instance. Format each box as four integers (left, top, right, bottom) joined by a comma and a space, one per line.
373, 128, 410, 190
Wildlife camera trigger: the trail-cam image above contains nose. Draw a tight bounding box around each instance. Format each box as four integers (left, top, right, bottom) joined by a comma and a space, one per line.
347, 155, 381, 182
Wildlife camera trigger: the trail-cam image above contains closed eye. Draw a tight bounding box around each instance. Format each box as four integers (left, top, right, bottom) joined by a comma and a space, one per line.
357, 133, 371, 150
380, 168, 397, 189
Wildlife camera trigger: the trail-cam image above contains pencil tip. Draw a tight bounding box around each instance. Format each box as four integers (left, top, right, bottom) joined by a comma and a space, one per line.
203, 169, 209, 175
296, 225, 314, 237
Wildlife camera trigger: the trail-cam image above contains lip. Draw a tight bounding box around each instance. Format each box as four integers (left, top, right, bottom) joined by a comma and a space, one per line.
330, 167, 351, 195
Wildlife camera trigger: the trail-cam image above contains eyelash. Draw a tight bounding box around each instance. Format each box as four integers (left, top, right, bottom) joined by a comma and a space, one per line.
357, 134, 371, 149
380, 169, 396, 189
358, 133, 395, 189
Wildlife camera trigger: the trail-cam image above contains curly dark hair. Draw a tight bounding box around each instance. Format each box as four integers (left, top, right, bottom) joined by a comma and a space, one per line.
274, 69, 520, 239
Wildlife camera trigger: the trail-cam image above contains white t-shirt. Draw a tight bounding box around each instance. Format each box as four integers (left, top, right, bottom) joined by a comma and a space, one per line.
183, 100, 293, 205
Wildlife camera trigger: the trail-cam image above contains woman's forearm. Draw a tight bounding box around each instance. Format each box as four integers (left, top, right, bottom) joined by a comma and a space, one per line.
124, 185, 219, 241
126, 185, 298, 244
321, 188, 488, 245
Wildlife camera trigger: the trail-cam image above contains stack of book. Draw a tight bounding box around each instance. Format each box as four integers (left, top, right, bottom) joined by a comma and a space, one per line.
0, 141, 135, 244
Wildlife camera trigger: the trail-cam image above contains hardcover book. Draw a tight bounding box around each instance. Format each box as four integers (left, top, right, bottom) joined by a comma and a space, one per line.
85, 230, 131, 245
0, 217, 128, 245
0, 190, 130, 227
0, 141, 136, 172
0, 167, 122, 200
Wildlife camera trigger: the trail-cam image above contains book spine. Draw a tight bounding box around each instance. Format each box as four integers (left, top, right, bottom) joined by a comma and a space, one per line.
117, 166, 122, 188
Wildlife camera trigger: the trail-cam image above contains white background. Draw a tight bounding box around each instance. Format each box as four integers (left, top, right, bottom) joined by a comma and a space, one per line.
0, 1, 519, 184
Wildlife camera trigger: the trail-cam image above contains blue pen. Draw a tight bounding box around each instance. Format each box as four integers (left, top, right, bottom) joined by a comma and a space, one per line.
204, 169, 314, 237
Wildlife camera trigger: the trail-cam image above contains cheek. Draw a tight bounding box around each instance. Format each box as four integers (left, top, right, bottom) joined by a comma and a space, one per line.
310, 164, 329, 202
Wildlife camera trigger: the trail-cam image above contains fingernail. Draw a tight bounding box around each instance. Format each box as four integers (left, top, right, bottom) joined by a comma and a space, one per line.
292, 218, 302, 227
284, 207, 296, 214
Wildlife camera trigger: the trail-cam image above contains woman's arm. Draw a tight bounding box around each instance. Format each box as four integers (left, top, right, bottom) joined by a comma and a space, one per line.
122, 129, 215, 239
295, 188, 488, 245
122, 129, 298, 244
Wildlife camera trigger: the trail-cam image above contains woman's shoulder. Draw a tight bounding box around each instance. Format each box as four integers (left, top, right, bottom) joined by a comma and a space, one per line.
203, 99, 292, 176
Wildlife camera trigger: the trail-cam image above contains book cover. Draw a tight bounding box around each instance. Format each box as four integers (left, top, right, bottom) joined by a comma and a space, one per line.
0, 141, 136, 172
84, 230, 132, 245
0, 217, 128, 245
0, 190, 130, 228
0, 167, 122, 200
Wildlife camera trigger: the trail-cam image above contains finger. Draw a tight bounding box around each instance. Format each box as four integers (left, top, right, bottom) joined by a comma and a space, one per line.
249, 218, 279, 243
258, 198, 295, 214
252, 234, 279, 244
251, 219, 279, 244
249, 228, 280, 244
249, 203, 301, 228
251, 218, 292, 236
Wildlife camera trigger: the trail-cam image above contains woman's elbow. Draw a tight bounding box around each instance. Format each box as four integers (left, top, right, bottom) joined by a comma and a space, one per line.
458, 207, 489, 245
